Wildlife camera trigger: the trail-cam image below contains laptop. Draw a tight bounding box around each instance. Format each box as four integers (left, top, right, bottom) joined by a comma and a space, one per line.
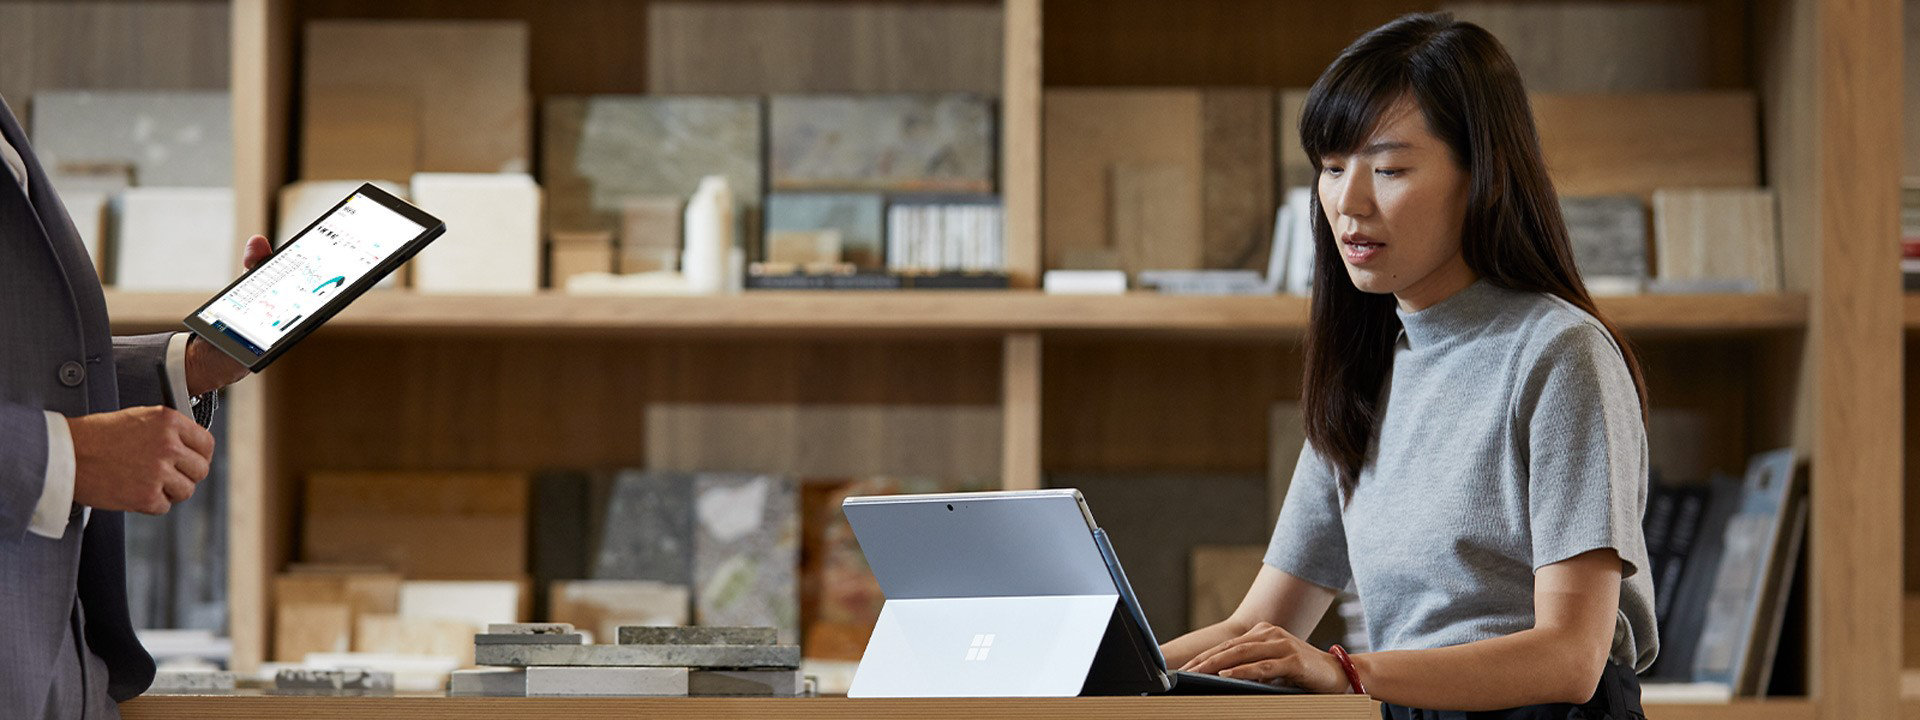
842, 488, 1306, 697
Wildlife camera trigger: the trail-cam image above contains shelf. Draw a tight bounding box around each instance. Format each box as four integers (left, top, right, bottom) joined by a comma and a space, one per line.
104, 291, 1808, 338
118, 694, 1379, 720
1643, 700, 1814, 720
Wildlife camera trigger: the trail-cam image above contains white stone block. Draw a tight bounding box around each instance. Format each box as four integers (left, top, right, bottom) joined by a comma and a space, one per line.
525, 666, 690, 697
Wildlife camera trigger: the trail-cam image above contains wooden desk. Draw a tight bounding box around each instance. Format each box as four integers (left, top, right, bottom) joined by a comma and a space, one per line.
121, 693, 1380, 719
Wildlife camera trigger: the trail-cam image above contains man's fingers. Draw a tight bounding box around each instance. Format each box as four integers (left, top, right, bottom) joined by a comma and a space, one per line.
243, 234, 272, 270
171, 412, 216, 458
160, 472, 197, 503
172, 446, 211, 483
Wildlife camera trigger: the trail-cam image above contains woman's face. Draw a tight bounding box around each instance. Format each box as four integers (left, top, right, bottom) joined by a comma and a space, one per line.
1317, 96, 1475, 311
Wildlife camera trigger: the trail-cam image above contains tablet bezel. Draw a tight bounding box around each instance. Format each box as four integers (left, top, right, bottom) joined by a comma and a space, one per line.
181, 182, 445, 372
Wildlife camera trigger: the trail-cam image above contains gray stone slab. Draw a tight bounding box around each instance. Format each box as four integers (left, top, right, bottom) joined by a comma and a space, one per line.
473, 642, 801, 669
768, 95, 994, 193
473, 633, 578, 647
488, 622, 576, 635
543, 95, 762, 236
692, 474, 800, 644
616, 625, 777, 646
1560, 195, 1648, 280
764, 193, 885, 268
450, 668, 526, 697
689, 669, 802, 697
526, 667, 690, 697
147, 670, 236, 693
593, 471, 696, 584
29, 90, 233, 187
272, 668, 395, 692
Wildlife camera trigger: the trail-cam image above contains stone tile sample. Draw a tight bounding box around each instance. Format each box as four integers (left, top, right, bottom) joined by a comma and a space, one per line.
407, 172, 541, 294
593, 471, 695, 584
354, 614, 476, 665
273, 601, 351, 663
475, 642, 802, 669
1560, 195, 1649, 281
29, 90, 232, 187
768, 95, 994, 193
112, 187, 236, 291
302, 472, 528, 579
304, 20, 529, 180
273, 668, 394, 692
1652, 188, 1780, 292
489, 622, 576, 635
148, 670, 236, 693
1051, 474, 1270, 638
618, 626, 777, 646
764, 193, 883, 268
450, 668, 526, 697
468, 632, 580, 649
646, 2, 1001, 95
690, 669, 802, 697
542, 96, 761, 237
398, 580, 525, 629
525, 667, 690, 697
693, 474, 800, 643
550, 580, 692, 644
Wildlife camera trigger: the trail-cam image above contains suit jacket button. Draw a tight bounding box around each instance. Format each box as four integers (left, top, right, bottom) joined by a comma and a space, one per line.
58, 361, 85, 387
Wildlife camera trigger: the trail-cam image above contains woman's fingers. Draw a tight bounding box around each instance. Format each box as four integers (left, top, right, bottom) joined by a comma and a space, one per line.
1219, 655, 1297, 683
1182, 624, 1288, 672
1187, 639, 1296, 676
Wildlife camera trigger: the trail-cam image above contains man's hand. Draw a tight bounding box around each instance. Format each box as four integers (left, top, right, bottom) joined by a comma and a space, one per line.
1180, 622, 1352, 693
185, 235, 272, 396
68, 406, 215, 515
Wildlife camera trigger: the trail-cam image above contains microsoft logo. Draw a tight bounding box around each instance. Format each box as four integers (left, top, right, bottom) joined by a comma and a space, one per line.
964, 634, 996, 661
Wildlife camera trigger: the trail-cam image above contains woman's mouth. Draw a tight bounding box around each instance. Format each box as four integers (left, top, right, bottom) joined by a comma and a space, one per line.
1342, 234, 1384, 264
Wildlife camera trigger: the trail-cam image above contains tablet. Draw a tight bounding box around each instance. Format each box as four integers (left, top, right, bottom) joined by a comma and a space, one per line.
182, 183, 445, 371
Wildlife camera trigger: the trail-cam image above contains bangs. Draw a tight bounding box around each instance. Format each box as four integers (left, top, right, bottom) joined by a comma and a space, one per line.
1299, 52, 1416, 169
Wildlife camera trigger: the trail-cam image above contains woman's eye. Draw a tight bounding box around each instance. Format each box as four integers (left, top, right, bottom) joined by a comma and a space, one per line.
1376, 168, 1403, 177
1323, 166, 1345, 177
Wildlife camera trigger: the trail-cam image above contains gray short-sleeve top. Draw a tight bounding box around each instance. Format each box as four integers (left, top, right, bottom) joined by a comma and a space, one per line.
1265, 279, 1658, 672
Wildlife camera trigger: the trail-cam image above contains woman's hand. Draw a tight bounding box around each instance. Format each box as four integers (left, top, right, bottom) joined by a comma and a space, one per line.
1179, 622, 1353, 693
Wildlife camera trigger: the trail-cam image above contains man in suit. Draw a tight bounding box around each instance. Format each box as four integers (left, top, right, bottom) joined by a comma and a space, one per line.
1, 94, 270, 718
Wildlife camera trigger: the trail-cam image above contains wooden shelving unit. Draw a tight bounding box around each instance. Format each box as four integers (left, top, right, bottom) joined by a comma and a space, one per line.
78, 1, 1904, 716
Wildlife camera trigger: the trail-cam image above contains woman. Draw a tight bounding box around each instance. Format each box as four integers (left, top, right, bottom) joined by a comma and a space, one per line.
1160, 12, 1656, 718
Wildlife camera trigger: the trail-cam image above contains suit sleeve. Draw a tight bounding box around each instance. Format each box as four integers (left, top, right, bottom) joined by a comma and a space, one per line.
0, 401, 52, 542
113, 332, 217, 427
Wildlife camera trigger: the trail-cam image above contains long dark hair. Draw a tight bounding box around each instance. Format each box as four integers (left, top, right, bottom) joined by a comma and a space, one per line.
1300, 12, 1647, 496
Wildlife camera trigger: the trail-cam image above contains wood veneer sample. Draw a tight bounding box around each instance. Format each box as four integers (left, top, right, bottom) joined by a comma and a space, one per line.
646, 2, 1001, 94
1445, 2, 1710, 92
1652, 188, 1781, 292
1532, 92, 1759, 201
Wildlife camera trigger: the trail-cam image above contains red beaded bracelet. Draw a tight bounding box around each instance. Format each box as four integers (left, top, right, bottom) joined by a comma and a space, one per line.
1329, 644, 1367, 695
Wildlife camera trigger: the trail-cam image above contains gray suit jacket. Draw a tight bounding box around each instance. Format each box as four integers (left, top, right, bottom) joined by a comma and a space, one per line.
0, 95, 184, 711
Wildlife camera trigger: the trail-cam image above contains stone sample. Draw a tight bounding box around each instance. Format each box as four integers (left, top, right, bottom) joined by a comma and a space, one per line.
489, 622, 576, 635
618, 625, 777, 646
475, 633, 586, 645
1560, 195, 1649, 284
768, 95, 994, 193
525, 667, 690, 697
693, 474, 800, 643
272, 668, 394, 693
304, 20, 530, 181
29, 90, 232, 187
542, 96, 761, 239
763, 193, 884, 268
112, 187, 237, 291
450, 668, 526, 697
354, 614, 475, 665
593, 471, 695, 585
398, 581, 525, 629
147, 670, 236, 694
550, 580, 692, 644
407, 172, 542, 294
690, 669, 803, 697
474, 642, 802, 669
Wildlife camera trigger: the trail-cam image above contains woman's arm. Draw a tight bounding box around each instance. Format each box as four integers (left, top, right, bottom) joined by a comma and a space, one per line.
1160, 564, 1338, 668
1184, 548, 1623, 708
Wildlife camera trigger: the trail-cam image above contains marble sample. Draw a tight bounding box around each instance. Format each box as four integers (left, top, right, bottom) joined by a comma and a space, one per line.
304, 20, 530, 180
689, 669, 802, 697
550, 580, 692, 644
542, 95, 761, 237
29, 90, 232, 187
147, 670, 236, 694
1652, 188, 1780, 292
525, 667, 690, 697
398, 581, 524, 629
475, 633, 586, 645
1561, 195, 1649, 281
407, 172, 541, 294
593, 471, 695, 585
112, 187, 237, 291
764, 193, 883, 268
273, 668, 394, 693
768, 95, 994, 193
618, 626, 777, 646
489, 622, 577, 635
474, 642, 802, 669
450, 668, 526, 697
693, 474, 800, 643
353, 614, 475, 665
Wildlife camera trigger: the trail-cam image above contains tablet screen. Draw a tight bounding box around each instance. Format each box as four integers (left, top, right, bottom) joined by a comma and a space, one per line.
193, 191, 426, 356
